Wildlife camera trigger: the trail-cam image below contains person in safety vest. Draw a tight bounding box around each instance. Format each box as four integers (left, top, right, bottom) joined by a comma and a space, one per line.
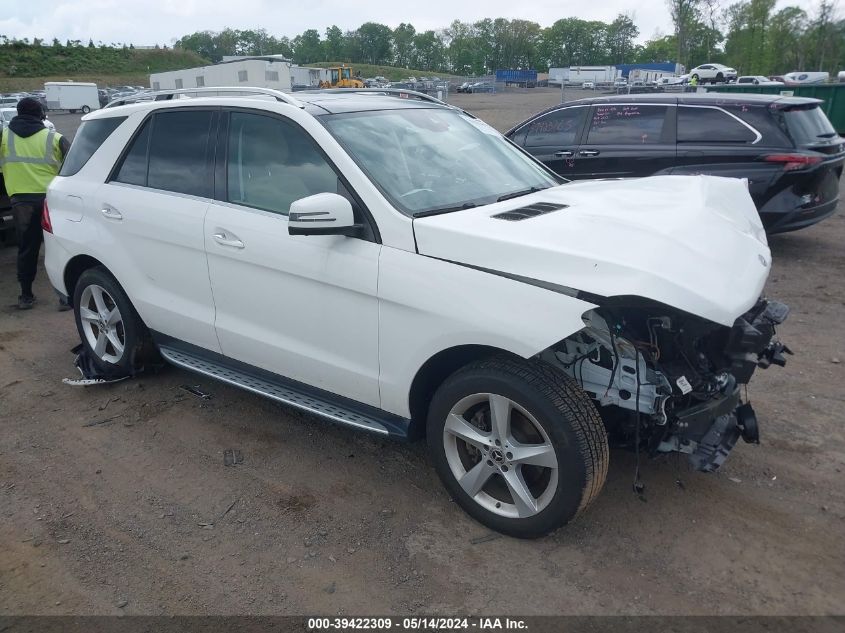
0, 97, 70, 310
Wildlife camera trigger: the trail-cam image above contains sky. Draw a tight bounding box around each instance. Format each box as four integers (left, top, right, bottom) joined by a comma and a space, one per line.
1, 0, 679, 47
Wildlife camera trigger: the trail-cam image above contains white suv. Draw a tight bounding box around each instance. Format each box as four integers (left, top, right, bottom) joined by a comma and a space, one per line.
44, 88, 789, 538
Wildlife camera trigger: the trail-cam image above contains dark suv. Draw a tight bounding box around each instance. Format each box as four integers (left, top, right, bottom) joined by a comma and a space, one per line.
506, 93, 844, 233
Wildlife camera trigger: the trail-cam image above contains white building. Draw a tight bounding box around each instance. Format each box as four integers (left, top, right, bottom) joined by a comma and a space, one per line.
150, 57, 294, 92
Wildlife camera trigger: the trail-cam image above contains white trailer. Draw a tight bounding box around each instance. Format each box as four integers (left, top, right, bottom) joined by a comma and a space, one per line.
549, 66, 619, 86
44, 82, 99, 113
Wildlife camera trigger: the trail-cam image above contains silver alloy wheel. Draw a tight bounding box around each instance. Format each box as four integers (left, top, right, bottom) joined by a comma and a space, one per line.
443, 393, 559, 519
78, 284, 125, 364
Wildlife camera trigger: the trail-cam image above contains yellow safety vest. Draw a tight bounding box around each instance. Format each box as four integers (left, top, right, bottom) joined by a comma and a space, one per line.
0, 127, 63, 197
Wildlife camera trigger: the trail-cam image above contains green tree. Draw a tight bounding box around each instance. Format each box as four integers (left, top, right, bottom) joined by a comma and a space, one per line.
392, 23, 416, 68
293, 29, 323, 64
356, 22, 393, 65
606, 14, 639, 64
324, 25, 345, 61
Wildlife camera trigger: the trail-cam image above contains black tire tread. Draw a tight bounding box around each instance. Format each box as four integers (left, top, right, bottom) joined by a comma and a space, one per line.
446, 355, 609, 518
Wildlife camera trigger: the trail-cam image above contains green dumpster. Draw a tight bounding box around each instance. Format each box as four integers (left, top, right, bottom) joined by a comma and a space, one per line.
704, 83, 845, 134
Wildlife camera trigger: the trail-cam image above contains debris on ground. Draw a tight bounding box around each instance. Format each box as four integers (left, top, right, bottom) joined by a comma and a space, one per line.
223, 449, 243, 467
470, 533, 501, 545
181, 385, 212, 400
82, 415, 123, 428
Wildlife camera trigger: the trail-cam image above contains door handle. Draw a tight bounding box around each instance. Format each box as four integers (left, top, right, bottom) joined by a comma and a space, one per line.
100, 207, 123, 220
213, 232, 245, 249
579, 150, 600, 157
554, 150, 574, 158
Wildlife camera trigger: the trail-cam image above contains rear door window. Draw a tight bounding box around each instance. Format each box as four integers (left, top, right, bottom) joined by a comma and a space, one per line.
586, 105, 670, 144
112, 110, 214, 197
524, 107, 587, 147
147, 110, 214, 197
59, 116, 126, 176
678, 106, 758, 143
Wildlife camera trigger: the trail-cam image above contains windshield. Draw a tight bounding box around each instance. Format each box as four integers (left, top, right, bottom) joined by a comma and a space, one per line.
783, 105, 838, 144
322, 107, 560, 216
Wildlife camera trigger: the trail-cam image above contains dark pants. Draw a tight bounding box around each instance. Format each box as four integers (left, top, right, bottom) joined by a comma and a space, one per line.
13, 197, 45, 297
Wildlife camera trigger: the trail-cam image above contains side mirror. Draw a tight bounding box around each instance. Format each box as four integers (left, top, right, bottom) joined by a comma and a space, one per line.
288, 192, 363, 237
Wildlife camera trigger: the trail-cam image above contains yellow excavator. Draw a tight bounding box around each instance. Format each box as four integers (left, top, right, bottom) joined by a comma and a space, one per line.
319, 65, 365, 89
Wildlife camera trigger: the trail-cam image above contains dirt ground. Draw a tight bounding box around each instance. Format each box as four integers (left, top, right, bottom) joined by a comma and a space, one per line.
1, 88, 843, 616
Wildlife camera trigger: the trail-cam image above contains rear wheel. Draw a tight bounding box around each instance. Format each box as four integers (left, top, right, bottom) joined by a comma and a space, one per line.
427, 356, 609, 538
72, 267, 155, 375
81, 105, 91, 114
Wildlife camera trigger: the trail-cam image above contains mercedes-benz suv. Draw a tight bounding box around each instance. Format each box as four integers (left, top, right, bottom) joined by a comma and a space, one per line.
43, 88, 788, 538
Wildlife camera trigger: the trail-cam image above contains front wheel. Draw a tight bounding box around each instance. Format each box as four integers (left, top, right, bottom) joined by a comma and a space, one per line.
427, 356, 609, 538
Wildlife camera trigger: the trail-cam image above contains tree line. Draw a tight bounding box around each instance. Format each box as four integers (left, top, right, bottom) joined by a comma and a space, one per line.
173, 1, 843, 76
2, 0, 842, 80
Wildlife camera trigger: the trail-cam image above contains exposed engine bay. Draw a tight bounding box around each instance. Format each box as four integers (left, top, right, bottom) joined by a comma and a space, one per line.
543, 298, 790, 472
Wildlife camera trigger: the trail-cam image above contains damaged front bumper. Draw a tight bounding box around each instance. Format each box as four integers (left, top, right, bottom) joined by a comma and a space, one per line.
551, 297, 790, 473
656, 298, 790, 472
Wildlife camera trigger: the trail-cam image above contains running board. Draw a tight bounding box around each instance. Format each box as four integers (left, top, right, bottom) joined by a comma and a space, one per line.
159, 345, 403, 438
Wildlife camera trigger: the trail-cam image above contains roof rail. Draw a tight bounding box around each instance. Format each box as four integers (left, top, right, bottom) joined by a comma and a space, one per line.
105, 86, 304, 109
296, 87, 448, 106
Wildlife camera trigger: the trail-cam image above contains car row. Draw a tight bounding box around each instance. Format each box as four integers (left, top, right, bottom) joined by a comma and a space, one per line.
506, 93, 843, 234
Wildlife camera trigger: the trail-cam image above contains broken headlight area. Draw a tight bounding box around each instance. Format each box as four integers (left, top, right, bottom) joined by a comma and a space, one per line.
543, 298, 790, 473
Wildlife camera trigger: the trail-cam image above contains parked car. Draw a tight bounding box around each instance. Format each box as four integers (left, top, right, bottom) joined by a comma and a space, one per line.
737, 75, 784, 86
505, 93, 844, 234
44, 88, 789, 538
613, 78, 627, 88
456, 82, 472, 93
582, 81, 595, 90
1, 107, 55, 131
468, 81, 495, 93
689, 63, 738, 84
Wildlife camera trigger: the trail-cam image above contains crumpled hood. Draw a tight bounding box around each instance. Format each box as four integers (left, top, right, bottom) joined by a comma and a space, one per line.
413, 175, 771, 327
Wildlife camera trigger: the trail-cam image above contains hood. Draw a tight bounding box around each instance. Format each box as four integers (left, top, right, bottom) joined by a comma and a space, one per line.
413, 175, 771, 327
9, 114, 46, 138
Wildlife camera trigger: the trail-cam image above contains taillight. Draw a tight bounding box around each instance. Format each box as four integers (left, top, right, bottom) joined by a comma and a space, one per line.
41, 200, 53, 233
763, 154, 823, 171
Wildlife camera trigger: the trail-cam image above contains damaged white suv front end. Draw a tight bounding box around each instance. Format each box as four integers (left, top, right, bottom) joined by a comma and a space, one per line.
413, 174, 789, 475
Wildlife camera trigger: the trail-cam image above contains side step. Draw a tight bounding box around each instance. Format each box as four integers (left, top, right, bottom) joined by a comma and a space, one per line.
159, 345, 406, 438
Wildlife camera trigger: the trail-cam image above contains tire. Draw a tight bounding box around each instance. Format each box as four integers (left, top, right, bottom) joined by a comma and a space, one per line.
72, 267, 155, 375
715, 72, 724, 83
426, 356, 609, 538
81, 105, 91, 114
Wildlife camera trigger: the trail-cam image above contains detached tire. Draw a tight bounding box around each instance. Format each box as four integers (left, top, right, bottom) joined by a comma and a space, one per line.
72, 267, 155, 376
427, 356, 609, 538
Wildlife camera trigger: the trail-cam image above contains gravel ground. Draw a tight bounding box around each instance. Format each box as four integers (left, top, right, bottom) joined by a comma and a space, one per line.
1, 88, 843, 616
